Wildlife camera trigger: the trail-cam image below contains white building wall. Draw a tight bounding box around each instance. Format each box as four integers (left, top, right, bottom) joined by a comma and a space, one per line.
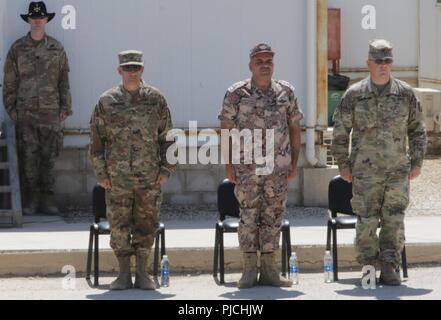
328, 0, 419, 69
419, 0, 441, 90
2, 0, 308, 131
0, 0, 7, 124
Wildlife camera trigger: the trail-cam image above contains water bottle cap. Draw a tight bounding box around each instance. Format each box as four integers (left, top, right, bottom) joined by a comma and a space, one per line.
163, 255, 168, 259
291, 252, 297, 257
325, 251, 331, 254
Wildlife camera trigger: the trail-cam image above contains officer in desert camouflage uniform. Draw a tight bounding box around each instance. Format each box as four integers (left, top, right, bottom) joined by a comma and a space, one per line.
219, 43, 303, 289
331, 39, 427, 286
3, 2, 72, 215
89, 50, 175, 290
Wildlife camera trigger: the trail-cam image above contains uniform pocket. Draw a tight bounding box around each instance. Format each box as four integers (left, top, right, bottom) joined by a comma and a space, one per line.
267, 102, 289, 128
386, 96, 408, 123
237, 98, 256, 129
354, 99, 375, 131
138, 106, 157, 140
55, 128, 64, 157
106, 111, 126, 137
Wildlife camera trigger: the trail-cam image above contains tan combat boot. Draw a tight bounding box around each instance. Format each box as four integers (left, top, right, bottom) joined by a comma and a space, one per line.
134, 250, 156, 290
259, 252, 292, 287
110, 255, 133, 290
379, 262, 401, 286
39, 195, 60, 215
237, 252, 258, 289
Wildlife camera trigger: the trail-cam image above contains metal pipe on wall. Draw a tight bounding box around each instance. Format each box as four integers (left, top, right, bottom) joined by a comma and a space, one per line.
306, 0, 328, 167
317, 0, 328, 128
306, 0, 319, 167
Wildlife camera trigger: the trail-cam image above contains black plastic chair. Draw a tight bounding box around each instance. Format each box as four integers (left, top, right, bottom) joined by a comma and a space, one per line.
86, 184, 166, 286
213, 179, 292, 284
326, 176, 408, 281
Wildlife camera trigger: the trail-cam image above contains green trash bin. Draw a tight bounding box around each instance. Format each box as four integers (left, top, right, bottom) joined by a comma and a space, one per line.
328, 74, 350, 126
328, 90, 345, 126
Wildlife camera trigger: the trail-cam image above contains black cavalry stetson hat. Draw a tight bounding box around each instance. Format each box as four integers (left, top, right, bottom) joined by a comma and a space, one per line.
21, 2, 55, 23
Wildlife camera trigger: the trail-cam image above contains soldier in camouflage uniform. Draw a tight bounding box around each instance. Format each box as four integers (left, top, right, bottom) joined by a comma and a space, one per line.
89, 50, 175, 290
2, 2, 72, 215
219, 44, 303, 289
331, 40, 427, 286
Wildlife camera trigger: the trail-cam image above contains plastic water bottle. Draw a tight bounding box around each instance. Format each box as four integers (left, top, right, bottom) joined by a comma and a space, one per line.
324, 250, 333, 283
160, 255, 170, 287
288, 252, 299, 285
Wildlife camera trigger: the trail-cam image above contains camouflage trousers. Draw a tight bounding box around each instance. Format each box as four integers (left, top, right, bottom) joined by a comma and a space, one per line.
16, 121, 63, 197
351, 174, 409, 268
234, 171, 288, 253
106, 183, 162, 257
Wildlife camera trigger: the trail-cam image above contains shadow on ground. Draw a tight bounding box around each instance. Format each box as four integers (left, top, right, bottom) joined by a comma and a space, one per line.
216, 280, 304, 300
335, 277, 432, 300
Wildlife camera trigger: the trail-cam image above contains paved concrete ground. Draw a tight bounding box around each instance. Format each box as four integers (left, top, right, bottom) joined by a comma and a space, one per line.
0, 266, 440, 300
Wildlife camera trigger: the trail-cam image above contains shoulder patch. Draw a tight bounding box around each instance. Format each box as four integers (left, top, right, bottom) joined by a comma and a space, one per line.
345, 78, 369, 97
277, 80, 296, 93
394, 78, 414, 95
12, 36, 28, 51
142, 84, 164, 100
99, 86, 123, 105
227, 80, 249, 93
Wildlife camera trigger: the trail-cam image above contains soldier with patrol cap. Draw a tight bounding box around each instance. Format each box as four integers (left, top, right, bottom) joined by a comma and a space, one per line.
331, 39, 427, 285
89, 50, 175, 290
3, 1, 72, 215
219, 43, 303, 288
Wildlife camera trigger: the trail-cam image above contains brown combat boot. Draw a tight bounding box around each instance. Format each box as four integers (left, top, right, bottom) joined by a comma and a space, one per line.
258, 252, 292, 287
110, 255, 133, 290
134, 250, 156, 290
237, 252, 258, 289
379, 262, 402, 286
39, 195, 59, 215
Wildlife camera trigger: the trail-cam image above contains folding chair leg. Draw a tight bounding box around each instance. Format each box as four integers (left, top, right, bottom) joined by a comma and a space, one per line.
332, 226, 339, 281
94, 230, 99, 286
161, 227, 166, 257
402, 246, 408, 278
326, 221, 332, 251
213, 226, 220, 278
281, 227, 287, 276
286, 226, 292, 258
154, 231, 160, 277
86, 226, 93, 280
219, 230, 225, 284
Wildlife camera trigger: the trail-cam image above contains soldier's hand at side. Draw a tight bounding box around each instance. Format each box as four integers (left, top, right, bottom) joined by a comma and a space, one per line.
10, 112, 17, 122
59, 112, 68, 122
340, 168, 352, 183
288, 164, 297, 181
156, 174, 169, 186
409, 167, 421, 181
99, 179, 112, 190
226, 164, 237, 184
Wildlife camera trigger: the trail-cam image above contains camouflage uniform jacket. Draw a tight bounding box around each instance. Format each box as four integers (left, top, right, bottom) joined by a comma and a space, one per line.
219, 79, 303, 174
89, 83, 175, 184
3, 33, 72, 124
331, 77, 427, 176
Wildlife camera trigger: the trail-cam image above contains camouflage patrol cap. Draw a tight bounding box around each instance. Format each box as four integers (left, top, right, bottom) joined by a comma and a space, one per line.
249, 43, 275, 59
118, 50, 144, 67
369, 39, 393, 60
